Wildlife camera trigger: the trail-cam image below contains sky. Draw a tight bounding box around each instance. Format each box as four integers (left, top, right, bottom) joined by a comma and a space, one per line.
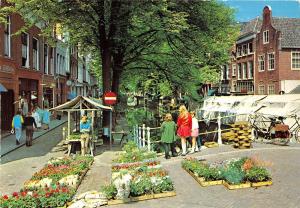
221, 0, 300, 22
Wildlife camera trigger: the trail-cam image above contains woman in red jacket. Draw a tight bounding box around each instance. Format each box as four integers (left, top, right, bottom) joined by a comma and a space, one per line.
177, 105, 192, 156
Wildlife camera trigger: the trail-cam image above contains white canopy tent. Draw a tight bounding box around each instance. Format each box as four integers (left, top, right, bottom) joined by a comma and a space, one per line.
50, 96, 113, 149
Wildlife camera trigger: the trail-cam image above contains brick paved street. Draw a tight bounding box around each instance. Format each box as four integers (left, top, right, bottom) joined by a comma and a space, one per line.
1, 130, 300, 208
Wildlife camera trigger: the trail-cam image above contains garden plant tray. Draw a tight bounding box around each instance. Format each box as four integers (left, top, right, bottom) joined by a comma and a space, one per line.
107, 191, 176, 205
223, 181, 251, 190
251, 180, 273, 187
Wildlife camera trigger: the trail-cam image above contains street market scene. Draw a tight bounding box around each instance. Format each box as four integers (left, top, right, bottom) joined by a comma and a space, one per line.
0, 0, 300, 208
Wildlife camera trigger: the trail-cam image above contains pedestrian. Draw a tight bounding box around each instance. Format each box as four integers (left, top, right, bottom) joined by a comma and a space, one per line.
22, 98, 29, 117
42, 109, 51, 130
160, 113, 178, 159
24, 112, 37, 146
177, 105, 192, 156
190, 111, 199, 153
11, 110, 24, 145
80, 115, 91, 155
32, 107, 42, 130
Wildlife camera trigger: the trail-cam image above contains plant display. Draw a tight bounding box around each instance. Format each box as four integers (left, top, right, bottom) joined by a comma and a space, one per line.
0, 185, 75, 208
245, 167, 271, 182
182, 156, 273, 188
1, 156, 93, 208
103, 141, 175, 201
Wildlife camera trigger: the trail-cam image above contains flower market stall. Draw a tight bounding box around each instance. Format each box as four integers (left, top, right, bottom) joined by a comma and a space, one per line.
50, 96, 113, 155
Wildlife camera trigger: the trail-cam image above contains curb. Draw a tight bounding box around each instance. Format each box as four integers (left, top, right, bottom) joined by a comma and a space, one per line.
0, 121, 67, 158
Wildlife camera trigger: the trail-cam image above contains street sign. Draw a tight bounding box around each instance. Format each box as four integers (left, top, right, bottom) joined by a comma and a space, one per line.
104, 91, 117, 105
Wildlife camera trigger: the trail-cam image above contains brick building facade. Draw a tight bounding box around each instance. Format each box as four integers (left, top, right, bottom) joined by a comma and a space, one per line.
223, 6, 300, 95
0, 5, 99, 131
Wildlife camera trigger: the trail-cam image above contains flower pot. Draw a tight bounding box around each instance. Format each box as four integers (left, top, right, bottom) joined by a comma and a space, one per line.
153, 191, 176, 199
251, 180, 273, 187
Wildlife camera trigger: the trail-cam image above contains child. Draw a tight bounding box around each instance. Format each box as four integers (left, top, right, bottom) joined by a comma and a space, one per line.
190, 111, 199, 153
160, 113, 177, 159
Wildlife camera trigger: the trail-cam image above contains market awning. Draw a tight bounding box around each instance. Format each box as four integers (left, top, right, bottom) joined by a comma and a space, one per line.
0, 83, 7, 92
50, 96, 112, 111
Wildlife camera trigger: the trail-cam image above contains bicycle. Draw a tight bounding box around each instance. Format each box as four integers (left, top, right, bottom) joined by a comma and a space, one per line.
248, 114, 289, 145
288, 114, 300, 143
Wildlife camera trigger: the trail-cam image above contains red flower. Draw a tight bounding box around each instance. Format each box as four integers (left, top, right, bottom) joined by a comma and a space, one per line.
2, 195, 9, 200
33, 193, 39, 198
12, 192, 18, 197
61, 187, 68, 193
45, 192, 51, 198
21, 191, 27, 197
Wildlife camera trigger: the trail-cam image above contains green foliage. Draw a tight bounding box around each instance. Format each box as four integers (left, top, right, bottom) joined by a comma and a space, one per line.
223, 167, 245, 185
228, 157, 248, 170
125, 108, 154, 128
100, 184, 117, 200
114, 141, 157, 163
152, 177, 174, 194
245, 167, 271, 182
130, 176, 153, 196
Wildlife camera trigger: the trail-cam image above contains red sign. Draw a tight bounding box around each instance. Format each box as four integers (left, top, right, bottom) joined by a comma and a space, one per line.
104, 91, 117, 105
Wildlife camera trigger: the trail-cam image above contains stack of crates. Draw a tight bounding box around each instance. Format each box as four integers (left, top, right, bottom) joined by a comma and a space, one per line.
232, 121, 252, 149
221, 129, 236, 144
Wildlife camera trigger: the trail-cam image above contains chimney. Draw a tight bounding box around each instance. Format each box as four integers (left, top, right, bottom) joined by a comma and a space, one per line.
263, 6, 272, 25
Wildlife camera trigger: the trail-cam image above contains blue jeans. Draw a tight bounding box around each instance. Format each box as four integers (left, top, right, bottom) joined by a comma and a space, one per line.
197, 136, 202, 149
15, 127, 22, 142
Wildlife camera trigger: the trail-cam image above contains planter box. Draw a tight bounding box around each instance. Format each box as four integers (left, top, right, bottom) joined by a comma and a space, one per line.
200, 180, 223, 187
223, 181, 251, 190
251, 180, 273, 187
184, 168, 222, 187
107, 192, 176, 205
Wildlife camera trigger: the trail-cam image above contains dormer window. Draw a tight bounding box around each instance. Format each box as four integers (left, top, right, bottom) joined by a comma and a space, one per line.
263, 30, 269, 44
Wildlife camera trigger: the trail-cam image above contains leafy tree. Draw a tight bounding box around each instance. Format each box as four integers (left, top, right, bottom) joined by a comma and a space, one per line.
1, 0, 238, 126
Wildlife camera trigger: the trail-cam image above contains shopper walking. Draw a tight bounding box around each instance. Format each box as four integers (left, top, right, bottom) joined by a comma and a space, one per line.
24, 112, 37, 146
190, 111, 199, 153
11, 110, 24, 145
177, 105, 192, 156
161, 113, 178, 159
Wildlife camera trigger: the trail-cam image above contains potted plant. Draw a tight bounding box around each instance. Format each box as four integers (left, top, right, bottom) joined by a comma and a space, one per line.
245, 166, 272, 187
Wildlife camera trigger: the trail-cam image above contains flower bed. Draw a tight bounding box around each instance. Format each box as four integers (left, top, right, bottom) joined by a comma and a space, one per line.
182, 156, 272, 190
0, 156, 93, 208
102, 141, 176, 204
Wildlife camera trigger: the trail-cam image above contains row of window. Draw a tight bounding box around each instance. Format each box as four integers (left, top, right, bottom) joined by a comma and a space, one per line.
236, 42, 253, 57
232, 61, 254, 80
258, 53, 275, 71
258, 84, 275, 95
3, 16, 66, 75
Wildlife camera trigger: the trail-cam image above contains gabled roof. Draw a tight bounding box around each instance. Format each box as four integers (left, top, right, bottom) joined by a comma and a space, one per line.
50, 96, 112, 111
239, 17, 300, 48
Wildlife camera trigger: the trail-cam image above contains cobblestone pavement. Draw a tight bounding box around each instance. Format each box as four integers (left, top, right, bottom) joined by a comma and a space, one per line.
1, 133, 300, 208
103, 144, 300, 208
0, 123, 67, 195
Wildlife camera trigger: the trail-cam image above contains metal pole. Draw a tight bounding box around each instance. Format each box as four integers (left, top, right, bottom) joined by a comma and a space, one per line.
142, 124, 146, 147
217, 113, 222, 145
147, 127, 151, 152
138, 126, 142, 148
109, 110, 112, 150
67, 111, 71, 139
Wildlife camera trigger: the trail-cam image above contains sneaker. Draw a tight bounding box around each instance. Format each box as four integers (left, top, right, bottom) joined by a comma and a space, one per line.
181, 152, 187, 156
16, 140, 20, 145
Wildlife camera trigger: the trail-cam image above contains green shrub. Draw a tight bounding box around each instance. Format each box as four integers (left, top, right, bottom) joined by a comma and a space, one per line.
201, 167, 223, 181
100, 184, 117, 200
130, 176, 152, 196
228, 157, 248, 170
245, 167, 271, 182
153, 177, 174, 193
223, 167, 245, 185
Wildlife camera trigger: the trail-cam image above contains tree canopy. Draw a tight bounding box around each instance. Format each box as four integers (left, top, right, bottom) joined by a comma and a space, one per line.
1, 0, 239, 102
